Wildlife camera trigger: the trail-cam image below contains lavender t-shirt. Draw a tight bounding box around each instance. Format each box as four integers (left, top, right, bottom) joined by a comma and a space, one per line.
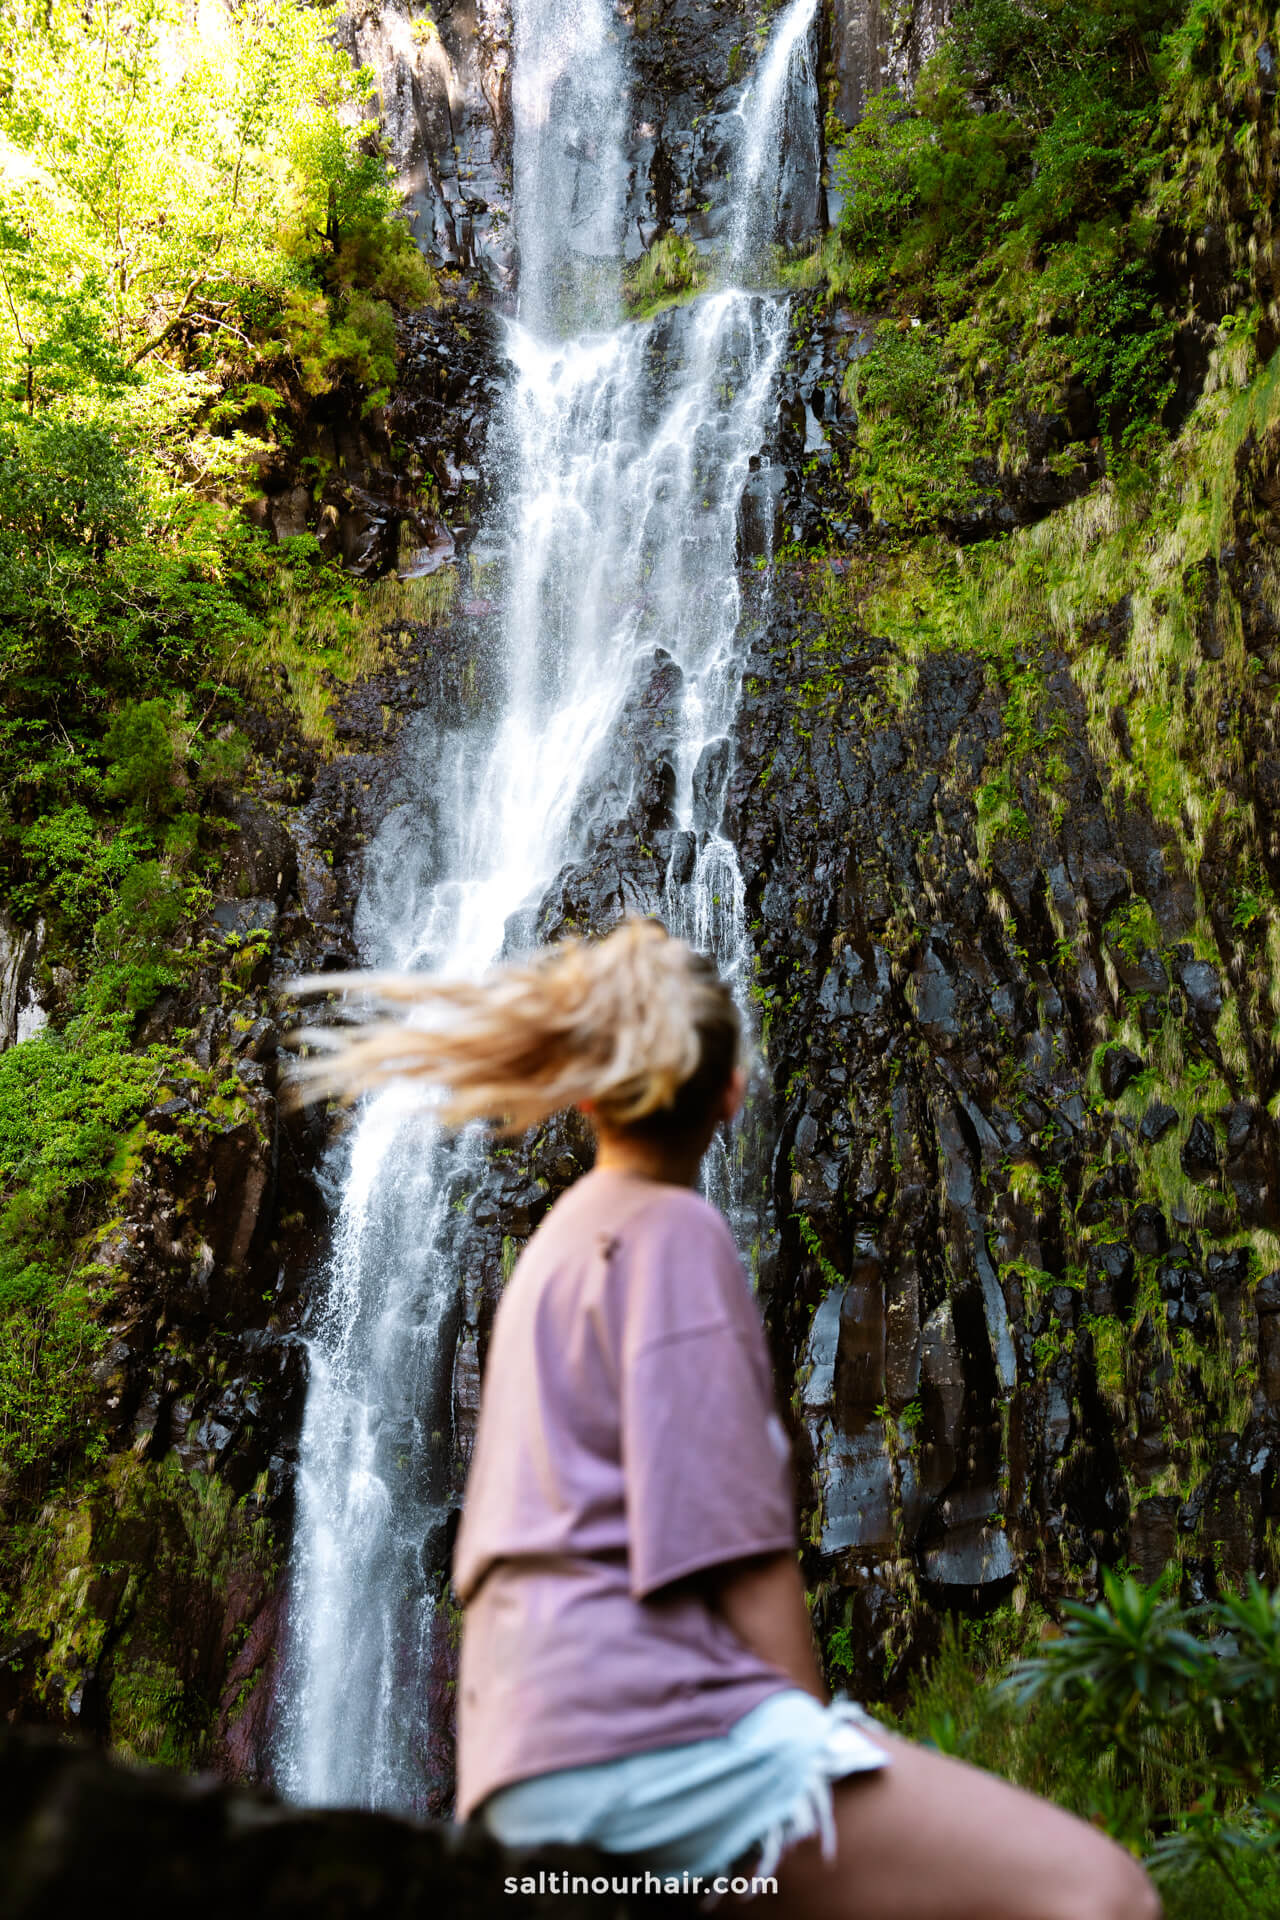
452, 1168, 797, 1819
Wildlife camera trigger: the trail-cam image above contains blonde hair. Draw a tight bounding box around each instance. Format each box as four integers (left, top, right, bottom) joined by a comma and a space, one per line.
285, 919, 741, 1136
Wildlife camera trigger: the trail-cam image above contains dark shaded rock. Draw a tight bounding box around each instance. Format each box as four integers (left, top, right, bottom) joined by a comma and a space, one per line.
1173, 950, 1223, 1020
220, 800, 299, 910
1130, 1203, 1169, 1256
1100, 1045, 1144, 1100
1081, 857, 1129, 914
1180, 1116, 1220, 1180
1222, 1102, 1280, 1229
210, 898, 278, 942
1129, 1497, 1179, 1584
737, 463, 786, 559
691, 737, 732, 835
0, 1728, 694, 1919
1205, 1248, 1251, 1297
668, 830, 696, 887
1139, 1101, 1178, 1144
1108, 943, 1169, 998
1258, 1271, 1280, 1315
1086, 1244, 1135, 1318
1262, 1315, 1280, 1407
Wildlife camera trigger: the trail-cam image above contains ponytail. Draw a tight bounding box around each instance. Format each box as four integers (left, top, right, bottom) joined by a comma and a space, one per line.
285, 919, 741, 1136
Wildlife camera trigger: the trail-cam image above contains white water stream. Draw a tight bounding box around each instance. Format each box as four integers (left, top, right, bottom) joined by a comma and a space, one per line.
274, 0, 818, 1813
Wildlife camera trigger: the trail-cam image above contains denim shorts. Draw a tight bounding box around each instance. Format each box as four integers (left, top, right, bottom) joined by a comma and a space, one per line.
479, 1690, 889, 1882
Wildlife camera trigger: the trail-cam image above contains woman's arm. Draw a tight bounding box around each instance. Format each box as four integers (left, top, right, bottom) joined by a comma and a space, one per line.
706, 1550, 828, 1702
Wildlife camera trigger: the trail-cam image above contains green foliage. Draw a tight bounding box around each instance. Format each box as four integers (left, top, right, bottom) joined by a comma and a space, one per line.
624, 233, 704, 318
0, 0, 451, 1532
822, 0, 1220, 475
0, 0, 439, 869
1002, 1571, 1206, 1732
834, 87, 930, 248
0, 1018, 178, 1488
101, 701, 184, 819
1006, 1571, 1280, 1888
845, 327, 984, 526
0, 0, 432, 396
0, 416, 142, 550
87, 860, 190, 1015
894, 1574, 1280, 1905
10, 1452, 277, 1762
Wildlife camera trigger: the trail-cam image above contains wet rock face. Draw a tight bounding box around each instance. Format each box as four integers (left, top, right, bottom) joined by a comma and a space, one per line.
827, 0, 953, 129
341, 0, 514, 285
0, 913, 47, 1049
624, 0, 801, 253
351, 0, 831, 285
715, 546, 1280, 1685
249, 301, 504, 575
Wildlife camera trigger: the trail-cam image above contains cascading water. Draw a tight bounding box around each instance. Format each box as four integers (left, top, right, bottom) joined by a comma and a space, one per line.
510, 0, 626, 332
274, 0, 819, 1814
730, 0, 821, 268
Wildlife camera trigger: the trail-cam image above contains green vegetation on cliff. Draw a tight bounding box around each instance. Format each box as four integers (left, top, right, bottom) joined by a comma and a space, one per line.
811, 0, 1276, 504
0, 0, 442, 1763
885, 1572, 1280, 1912
0, 0, 433, 1506
771, 3, 1280, 1900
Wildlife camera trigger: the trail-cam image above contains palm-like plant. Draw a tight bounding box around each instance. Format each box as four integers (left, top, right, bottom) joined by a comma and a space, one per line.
1000, 1570, 1280, 1898
1002, 1570, 1206, 1754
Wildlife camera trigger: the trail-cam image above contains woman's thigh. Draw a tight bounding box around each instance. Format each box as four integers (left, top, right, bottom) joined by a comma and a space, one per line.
751, 1730, 1161, 1920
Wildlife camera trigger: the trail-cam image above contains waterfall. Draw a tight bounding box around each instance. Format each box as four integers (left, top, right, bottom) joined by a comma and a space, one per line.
511, 0, 627, 334
730, 0, 821, 268
274, 0, 817, 1815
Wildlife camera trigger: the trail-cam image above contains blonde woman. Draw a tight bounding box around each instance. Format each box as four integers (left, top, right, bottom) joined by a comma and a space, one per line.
297, 920, 1160, 1920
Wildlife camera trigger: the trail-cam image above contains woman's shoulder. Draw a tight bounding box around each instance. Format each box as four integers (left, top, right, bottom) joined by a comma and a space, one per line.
554, 1168, 734, 1246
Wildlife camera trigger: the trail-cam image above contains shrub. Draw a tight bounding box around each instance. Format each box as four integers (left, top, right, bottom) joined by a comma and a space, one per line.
890, 1571, 1280, 1905
834, 87, 930, 246
822, 0, 1198, 462
88, 861, 190, 1015
0, 417, 142, 554
101, 700, 186, 819
844, 327, 984, 526
0, 1017, 180, 1489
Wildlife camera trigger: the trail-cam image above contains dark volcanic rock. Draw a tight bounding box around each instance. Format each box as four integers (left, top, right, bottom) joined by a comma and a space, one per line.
1181, 1116, 1220, 1180
1131, 1204, 1170, 1257
1100, 1045, 1144, 1100
1140, 1101, 1179, 1144
1086, 1244, 1136, 1318
0, 1728, 695, 1920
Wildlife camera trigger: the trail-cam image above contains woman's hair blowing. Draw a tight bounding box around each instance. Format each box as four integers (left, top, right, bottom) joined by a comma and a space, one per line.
286, 919, 741, 1136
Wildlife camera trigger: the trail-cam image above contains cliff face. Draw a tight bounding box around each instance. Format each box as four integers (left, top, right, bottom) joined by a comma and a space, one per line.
5, 0, 1280, 1810
828, 0, 951, 124
727, 496, 1280, 1677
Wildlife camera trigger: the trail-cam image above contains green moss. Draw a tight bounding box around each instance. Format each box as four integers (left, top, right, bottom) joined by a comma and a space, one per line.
11, 1453, 276, 1765
792, 1211, 843, 1297
622, 233, 705, 320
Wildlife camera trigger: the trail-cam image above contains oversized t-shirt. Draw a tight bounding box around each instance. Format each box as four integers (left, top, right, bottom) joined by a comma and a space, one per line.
452, 1166, 797, 1819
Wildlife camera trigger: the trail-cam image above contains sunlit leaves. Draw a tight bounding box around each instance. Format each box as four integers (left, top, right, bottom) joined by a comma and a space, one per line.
0, 0, 422, 399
